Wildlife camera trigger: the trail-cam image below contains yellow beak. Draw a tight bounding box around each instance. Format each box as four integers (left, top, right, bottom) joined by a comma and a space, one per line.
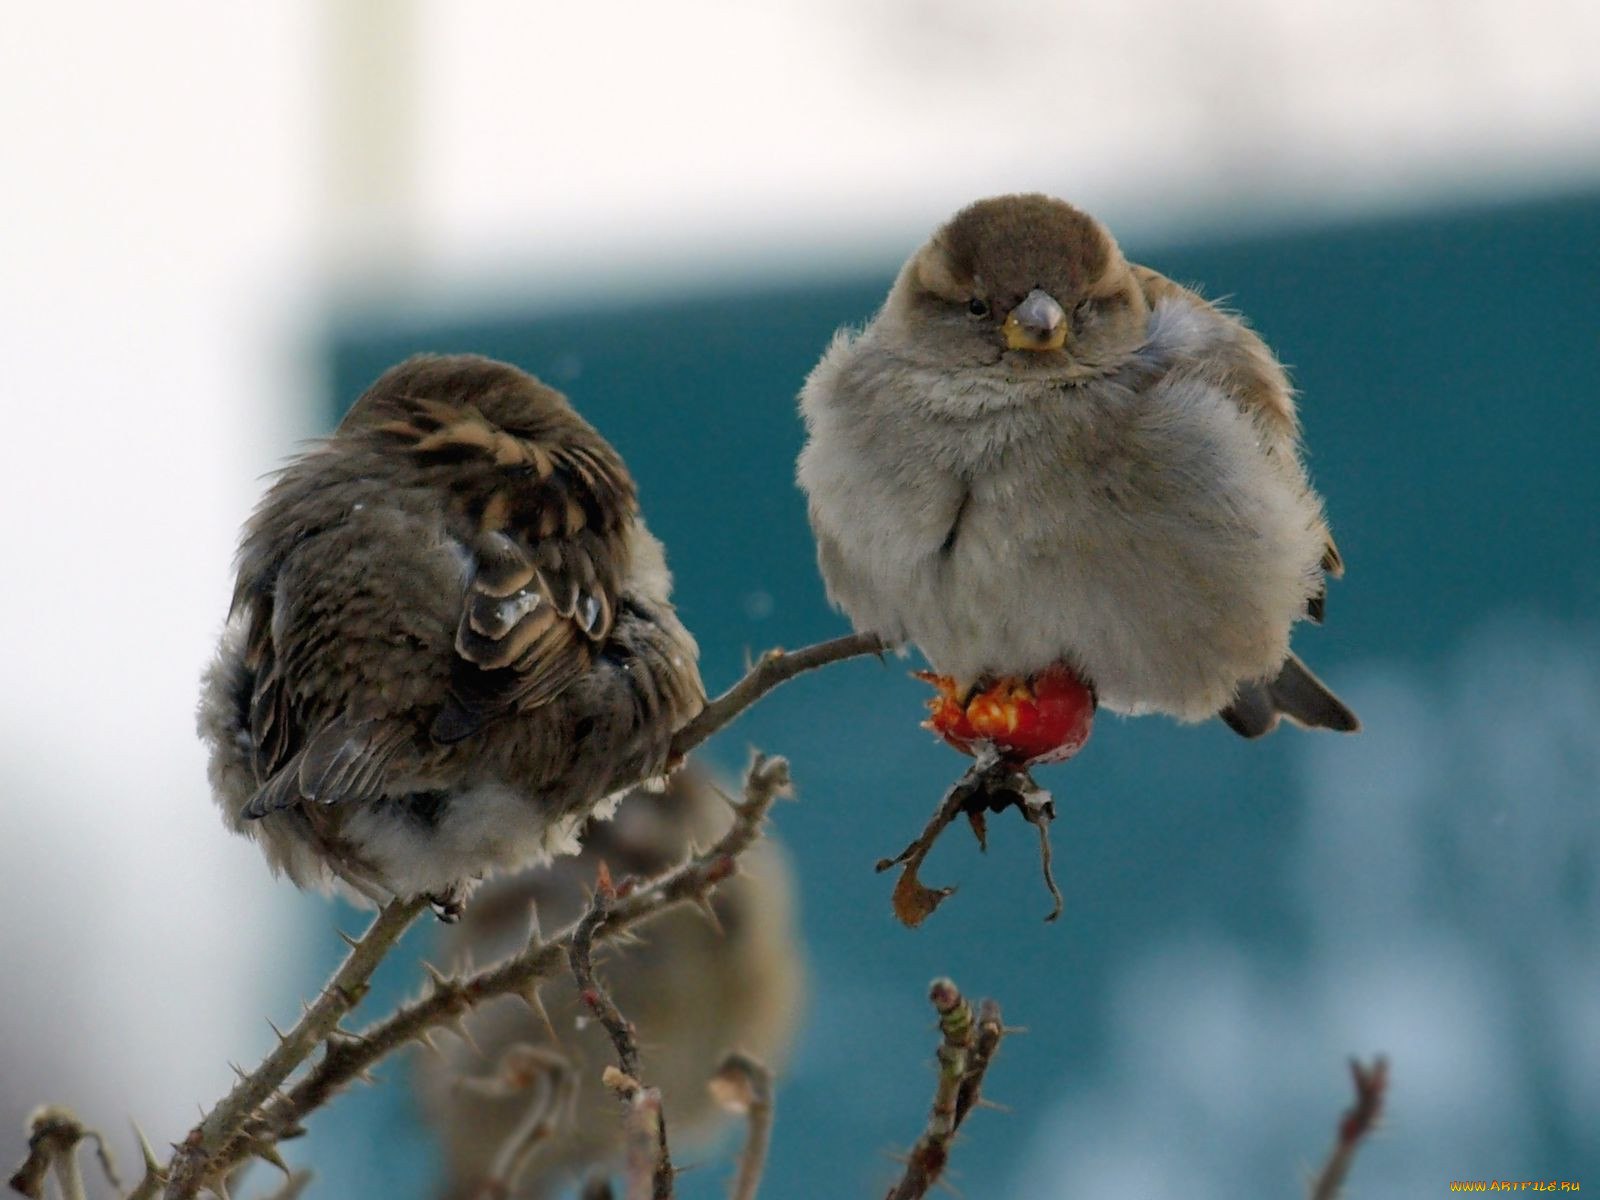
1002, 288, 1068, 352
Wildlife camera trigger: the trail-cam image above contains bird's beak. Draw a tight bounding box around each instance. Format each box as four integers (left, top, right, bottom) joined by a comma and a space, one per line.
1002, 289, 1068, 352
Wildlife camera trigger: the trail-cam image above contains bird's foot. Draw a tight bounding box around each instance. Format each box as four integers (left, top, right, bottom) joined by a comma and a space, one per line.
875, 747, 1065, 927
427, 886, 468, 923
915, 663, 1096, 765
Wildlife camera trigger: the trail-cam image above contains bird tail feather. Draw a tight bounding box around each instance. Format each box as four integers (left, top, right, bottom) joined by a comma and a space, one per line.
1220, 653, 1360, 738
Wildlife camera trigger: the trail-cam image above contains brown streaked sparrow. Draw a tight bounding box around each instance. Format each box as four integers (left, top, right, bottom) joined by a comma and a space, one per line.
199, 354, 703, 918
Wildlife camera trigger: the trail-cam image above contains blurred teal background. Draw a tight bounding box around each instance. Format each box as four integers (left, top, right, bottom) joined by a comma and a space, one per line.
302, 191, 1600, 1198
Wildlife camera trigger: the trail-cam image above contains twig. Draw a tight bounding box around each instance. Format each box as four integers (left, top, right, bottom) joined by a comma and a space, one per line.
471, 1048, 578, 1199
709, 1053, 775, 1200
8, 1106, 121, 1200
889, 980, 972, 1199
669, 632, 883, 757
886, 980, 1006, 1200
571, 864, 675, 1197
569, 865, 644, 1083
58, 1150, 87, 1200
602, 1071, 670, 1200
162, 895, 428, 1199
453, 1043, 570, 1102
192, 755, 793, 1190
953, 1000, 1004, 1128
1309, 1057, 1388, 1200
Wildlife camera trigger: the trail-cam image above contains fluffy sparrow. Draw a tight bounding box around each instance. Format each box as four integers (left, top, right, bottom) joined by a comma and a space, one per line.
199, 354, 704, 917
798, 193, 1357, 748
415, 765, 804, 1199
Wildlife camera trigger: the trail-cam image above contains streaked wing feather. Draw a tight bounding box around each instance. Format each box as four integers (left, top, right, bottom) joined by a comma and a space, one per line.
361, 392, 636, 741
298, 720, 410, 805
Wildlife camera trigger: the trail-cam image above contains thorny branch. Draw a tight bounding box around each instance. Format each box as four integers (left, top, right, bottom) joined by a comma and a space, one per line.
885, 980, 1007, 1200
162, 753, 793, 1198
8, 619, 1398, 1200
160, 896, 428, 1198
129, 629, 865, 1199
1308, 1056, 1388, 1200
571, 865, 674, 1199
953, 998, 1005, 1130
569, 865, 645, 1084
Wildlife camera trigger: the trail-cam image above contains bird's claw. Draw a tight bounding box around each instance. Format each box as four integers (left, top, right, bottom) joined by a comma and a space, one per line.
428, 889, 467, 923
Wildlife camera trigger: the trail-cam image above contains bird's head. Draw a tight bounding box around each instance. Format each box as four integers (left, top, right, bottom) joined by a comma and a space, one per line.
883, 194, 1149, 377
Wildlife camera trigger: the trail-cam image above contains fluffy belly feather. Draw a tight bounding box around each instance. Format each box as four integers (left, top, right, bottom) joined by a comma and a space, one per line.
811, 372, 1324, 720
915, 498, 1305, 719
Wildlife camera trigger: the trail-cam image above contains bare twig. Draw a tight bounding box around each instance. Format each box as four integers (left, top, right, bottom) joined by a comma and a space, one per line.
8, 1119, 54, 1198
669, 632, 883, 757
709, 1052, 775, 1200
1309, 1057, 1388, 1200
602, 1070, 671, 1200
57, 1151, 87, 1200
162, 895, 428, 1199
453, 1043, 570, 1102
469, 1048, 578, 1199
189, 754, 793, 1191
8, 1106, 121, 1200
886, 980, 1007, 1200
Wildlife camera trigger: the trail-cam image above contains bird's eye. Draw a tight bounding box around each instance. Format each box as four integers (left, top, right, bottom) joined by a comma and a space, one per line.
1074, 299, 1094, 322
966, 298, 990, 318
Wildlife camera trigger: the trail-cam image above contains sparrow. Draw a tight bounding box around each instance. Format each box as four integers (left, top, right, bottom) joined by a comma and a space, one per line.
415, 765, 804, 1200
198, 354, 704, 917
797, 193, 1358, 750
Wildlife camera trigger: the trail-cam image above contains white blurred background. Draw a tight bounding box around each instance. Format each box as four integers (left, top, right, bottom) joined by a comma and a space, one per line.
2, 0, 1597, 1193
